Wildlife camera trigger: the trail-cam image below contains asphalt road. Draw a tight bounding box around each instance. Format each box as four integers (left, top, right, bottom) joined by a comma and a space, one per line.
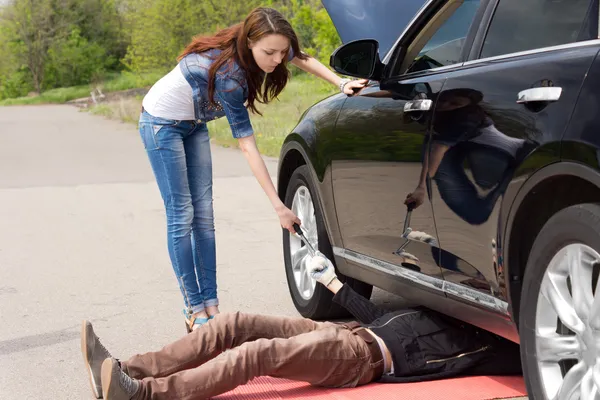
0, 104, 419, 400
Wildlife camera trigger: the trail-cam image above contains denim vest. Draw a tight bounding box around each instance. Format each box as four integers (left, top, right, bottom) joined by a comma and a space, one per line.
179, 50, 253, 139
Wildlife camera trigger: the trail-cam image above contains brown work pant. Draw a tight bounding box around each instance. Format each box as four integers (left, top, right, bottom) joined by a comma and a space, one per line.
121, 312, 380, 399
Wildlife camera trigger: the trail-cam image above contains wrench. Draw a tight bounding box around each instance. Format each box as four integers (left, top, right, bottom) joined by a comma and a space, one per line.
393, 202, 416, 255
293, 223, 317, 257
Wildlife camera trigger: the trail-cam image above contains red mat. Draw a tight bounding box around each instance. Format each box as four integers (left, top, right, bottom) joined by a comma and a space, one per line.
213, 376, 527, 400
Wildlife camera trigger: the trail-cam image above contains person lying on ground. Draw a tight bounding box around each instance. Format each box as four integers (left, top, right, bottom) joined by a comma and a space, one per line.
81, 253, 521, 400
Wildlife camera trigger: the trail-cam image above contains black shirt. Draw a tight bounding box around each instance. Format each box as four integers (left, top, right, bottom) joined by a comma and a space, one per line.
332, 283, 521, 382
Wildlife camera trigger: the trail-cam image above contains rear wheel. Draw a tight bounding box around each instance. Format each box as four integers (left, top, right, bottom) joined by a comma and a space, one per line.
520, 203, 600, 399
283, 165, 372, 319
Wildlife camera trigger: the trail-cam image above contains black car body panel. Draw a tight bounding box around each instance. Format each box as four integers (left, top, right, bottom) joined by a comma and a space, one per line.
278, 93, 349, 246
562, 50, 600, 167
432, 45, 597, 303
279, 0, 600, 344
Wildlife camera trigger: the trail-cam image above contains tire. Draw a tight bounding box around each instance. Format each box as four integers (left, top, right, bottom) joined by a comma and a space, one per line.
519, 203, 600, 399
283, 165, 373, 319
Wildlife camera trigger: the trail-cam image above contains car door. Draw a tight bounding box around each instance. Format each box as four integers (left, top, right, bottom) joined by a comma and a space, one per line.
426, 0, 599, 301
328, 0, 484, 295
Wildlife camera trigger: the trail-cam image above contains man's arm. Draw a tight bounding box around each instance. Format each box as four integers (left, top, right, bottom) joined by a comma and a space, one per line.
327, 278, 387, 324
309, 255, 387, 324
324, 277, 344, 294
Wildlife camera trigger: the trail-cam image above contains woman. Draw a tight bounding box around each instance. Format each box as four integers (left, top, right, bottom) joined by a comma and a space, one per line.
138, 7, 366, 332
404, 88, 532, 225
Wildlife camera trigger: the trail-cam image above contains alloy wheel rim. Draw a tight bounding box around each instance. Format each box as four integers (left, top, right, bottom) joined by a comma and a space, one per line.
288, 185, 319, 300
536, 243, 600, 399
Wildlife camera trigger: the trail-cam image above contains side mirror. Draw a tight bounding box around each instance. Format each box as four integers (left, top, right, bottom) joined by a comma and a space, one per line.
330, 39, 385, 80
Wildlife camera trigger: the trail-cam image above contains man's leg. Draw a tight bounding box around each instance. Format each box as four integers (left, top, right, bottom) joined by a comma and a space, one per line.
133, 324, 376, 400
121, 312, 336, 380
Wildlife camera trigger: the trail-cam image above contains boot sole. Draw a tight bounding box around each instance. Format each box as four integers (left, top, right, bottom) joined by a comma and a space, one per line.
81, 320, 102, 399
101, 358, 120, 400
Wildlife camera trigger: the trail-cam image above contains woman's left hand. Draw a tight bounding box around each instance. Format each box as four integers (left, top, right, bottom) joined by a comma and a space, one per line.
342, 79, 369, 95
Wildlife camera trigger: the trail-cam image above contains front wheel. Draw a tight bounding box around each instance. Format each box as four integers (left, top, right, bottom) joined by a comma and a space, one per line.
520, 203, 600, 399
283, 165, 372, 319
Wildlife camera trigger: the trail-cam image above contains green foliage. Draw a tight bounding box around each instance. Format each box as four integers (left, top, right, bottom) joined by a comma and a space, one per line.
0, 85, 91, 105
0, 0, 342, 101
101, 71, 165, 92
74, 0, 128, 69
121, 0, 340, 74
312, 7, 341, 64
276, 0, 341, 64
0, 69, 34, 100
200, 0, 266, 30
0, 0, 126, 98
121, 0, 271, 73
45, 28, 113, 89
86, 74, 337, 157
0, 70, 163, 105
121, 0, 198, 73
0, 17, 34, 99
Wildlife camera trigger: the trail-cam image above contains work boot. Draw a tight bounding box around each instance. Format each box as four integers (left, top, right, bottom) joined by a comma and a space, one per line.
101, 358, 140, 400
81, 320, 113, 398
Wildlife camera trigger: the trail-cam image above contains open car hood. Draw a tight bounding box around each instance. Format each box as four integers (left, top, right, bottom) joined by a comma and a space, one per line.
321, 0, 427, 58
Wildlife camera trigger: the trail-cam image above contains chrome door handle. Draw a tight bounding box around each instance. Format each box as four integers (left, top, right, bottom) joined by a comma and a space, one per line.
404, 99, 432, 112
517, 87, 562, 103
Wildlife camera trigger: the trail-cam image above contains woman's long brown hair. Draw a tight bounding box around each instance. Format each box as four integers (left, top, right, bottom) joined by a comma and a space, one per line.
178, 7, 308, 115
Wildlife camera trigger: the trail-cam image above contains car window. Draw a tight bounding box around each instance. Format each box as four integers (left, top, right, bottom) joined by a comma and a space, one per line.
392, 0, 481, 76
481, 0, 595, 59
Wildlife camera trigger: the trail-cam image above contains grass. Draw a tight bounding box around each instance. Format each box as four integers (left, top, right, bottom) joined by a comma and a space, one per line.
0, 71, 164, 106
0, 85, 92, 105
207, 75, 335, 156
0, 70, 336, 157
88, 96, 143, 124
87, 73, 337, 157
100, 71, 165, 92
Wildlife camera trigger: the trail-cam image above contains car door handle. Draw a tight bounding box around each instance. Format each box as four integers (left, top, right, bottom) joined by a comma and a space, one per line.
517, 87, 562, 103
404, 99, 432, 112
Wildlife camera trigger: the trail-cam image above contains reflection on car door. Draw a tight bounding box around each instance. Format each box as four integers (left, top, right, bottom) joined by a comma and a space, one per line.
329, 79, 444, 290
427, 0, 599, 302
328, 0, 483, 296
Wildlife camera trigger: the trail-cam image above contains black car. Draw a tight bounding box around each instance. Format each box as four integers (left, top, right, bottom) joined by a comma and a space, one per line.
277, 0, 600, 398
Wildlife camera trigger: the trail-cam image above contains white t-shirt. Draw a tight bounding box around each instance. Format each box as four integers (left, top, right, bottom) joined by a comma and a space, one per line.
142, 65, 196, 120
470, 125, 525, 158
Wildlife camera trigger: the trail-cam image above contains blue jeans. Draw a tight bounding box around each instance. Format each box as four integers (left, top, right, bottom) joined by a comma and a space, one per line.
433, 143, 514, 226
139, 110, 217, 313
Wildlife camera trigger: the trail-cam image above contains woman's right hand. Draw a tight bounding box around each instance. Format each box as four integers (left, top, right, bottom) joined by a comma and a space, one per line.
277, 205, 301, 233
405, 186, 426, 209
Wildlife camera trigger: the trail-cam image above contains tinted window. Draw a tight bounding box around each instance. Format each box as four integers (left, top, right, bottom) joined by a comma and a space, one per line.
481, 0, 594, 59
401, 0, 481, 75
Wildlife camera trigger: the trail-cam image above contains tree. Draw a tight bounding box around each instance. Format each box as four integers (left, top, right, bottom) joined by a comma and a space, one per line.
0, 12, 33, 99
274, 0, 340, 64
122, 0, 205, 73
68, 0, 127, 70
2, 0, 60, 92
199, 0, 264, 30
0, 0, 126, 93
0, 0, 343, 99
45, 27, 111, 88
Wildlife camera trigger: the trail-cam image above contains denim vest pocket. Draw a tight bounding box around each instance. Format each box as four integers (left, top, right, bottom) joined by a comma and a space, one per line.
197, 100, 226, 123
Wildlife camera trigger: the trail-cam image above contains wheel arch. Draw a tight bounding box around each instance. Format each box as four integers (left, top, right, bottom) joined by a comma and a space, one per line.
504, 161, 600, 325
277, 139, 310, 204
